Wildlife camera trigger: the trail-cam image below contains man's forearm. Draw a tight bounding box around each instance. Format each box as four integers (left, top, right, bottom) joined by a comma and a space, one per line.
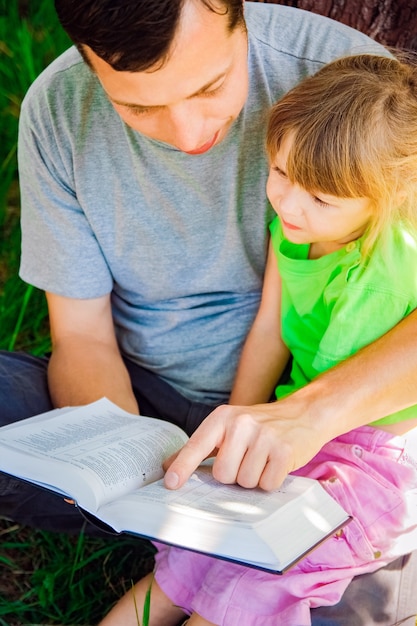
297, 309, 417, 439
165, 310, 417, 492
47, 337, 139, 414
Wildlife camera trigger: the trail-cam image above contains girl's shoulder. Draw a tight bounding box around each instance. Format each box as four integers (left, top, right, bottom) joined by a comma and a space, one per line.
354, 222, 417, 298
374, 222, 417, 265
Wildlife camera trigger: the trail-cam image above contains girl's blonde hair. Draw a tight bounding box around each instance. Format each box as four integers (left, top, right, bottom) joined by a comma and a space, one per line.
266, 53, 417, 254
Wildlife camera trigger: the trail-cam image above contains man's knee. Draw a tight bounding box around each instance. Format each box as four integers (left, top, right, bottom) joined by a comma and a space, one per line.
311, 552, 417, 625
0, 350, 52, 422
0, 474, 111, 536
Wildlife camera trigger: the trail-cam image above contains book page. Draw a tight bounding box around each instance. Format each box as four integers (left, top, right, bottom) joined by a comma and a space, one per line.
99, 467, 349, 571
131, 464, 312, 523
101, 464, 324, 527
98, 466, 340, 568
0, 398, 188, 510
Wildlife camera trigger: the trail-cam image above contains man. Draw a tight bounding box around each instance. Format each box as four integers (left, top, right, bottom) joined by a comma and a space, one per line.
1, 0, 416, 623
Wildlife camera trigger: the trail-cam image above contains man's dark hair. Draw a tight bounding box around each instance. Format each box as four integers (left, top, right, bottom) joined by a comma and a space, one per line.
54, 0, 245, 72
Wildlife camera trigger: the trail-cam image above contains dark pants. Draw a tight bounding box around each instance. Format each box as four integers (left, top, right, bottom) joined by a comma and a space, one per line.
0, 350, 416, 625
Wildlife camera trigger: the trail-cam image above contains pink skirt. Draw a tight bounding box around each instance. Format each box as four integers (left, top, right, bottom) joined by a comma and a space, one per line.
154, 426, 417, 626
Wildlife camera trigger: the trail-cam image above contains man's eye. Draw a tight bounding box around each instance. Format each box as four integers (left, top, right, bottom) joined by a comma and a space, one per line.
201, 82, 226, 98
127, 106, 153, 116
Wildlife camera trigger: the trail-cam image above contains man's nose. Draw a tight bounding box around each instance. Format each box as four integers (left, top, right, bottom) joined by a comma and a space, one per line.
166, 103, 208, 153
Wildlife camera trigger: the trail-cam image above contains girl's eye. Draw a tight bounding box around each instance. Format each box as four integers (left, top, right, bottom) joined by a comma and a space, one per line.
312, 195, 330, 207
272, 166, 288, 178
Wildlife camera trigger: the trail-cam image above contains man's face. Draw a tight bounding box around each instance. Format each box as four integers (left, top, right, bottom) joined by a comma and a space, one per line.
84, 0, 248, 154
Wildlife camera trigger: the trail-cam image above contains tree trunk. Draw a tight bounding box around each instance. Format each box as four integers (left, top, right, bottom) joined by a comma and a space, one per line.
252, 1, 417, 51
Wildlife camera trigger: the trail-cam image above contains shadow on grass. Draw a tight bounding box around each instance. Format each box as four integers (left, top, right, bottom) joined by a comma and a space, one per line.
0, 517, 155, 626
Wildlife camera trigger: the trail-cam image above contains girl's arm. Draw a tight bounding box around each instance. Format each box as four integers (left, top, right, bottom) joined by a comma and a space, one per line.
229, 239, 290, 405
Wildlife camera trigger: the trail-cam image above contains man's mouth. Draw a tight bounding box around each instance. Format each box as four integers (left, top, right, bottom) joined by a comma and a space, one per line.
185, 131, 220, 155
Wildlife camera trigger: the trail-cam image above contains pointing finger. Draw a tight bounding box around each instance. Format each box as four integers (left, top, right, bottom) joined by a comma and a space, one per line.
164, 412, 225, 489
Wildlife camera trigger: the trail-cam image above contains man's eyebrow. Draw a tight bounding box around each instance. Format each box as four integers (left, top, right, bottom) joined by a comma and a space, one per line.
110, 71, 227, 110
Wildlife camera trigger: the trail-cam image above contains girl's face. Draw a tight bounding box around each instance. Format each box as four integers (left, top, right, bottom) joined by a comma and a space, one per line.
266, 135, 374, 257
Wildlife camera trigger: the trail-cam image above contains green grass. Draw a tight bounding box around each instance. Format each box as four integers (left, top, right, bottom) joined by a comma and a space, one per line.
0, 2, 155, 624
0, 0, 72, 353
0, 518, 155, 626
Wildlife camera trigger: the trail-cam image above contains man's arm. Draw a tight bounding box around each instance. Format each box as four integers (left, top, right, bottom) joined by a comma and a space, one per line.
164, 308, 417, 491
46, 292, 139, 414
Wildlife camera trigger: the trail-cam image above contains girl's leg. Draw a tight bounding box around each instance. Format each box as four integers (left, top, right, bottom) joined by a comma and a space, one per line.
98, 572, 187, 626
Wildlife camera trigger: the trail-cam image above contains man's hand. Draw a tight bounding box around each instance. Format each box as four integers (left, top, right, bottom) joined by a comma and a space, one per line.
164, 400, 326, 492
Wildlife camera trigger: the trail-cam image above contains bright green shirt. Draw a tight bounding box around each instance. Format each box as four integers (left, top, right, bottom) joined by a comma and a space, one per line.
269, 216, 417, 426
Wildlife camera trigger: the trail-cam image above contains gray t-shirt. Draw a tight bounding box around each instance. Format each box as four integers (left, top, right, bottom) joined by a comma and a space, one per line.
18, 3, 382, 404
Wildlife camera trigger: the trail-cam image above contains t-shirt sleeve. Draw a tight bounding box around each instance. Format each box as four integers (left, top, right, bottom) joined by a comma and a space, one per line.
18, 86, 113, 298
313, 283, 416, 372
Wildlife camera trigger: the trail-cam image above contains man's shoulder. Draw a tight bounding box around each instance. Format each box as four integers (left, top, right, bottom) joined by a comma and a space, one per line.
21, 46, 95, 113
244, 2, 384, 64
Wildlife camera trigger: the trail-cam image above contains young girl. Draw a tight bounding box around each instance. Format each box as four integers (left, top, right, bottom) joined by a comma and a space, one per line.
99, 54, 417, 626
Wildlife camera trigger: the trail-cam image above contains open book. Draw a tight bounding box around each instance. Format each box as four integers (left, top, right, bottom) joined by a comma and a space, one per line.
0, 398, 350, 574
